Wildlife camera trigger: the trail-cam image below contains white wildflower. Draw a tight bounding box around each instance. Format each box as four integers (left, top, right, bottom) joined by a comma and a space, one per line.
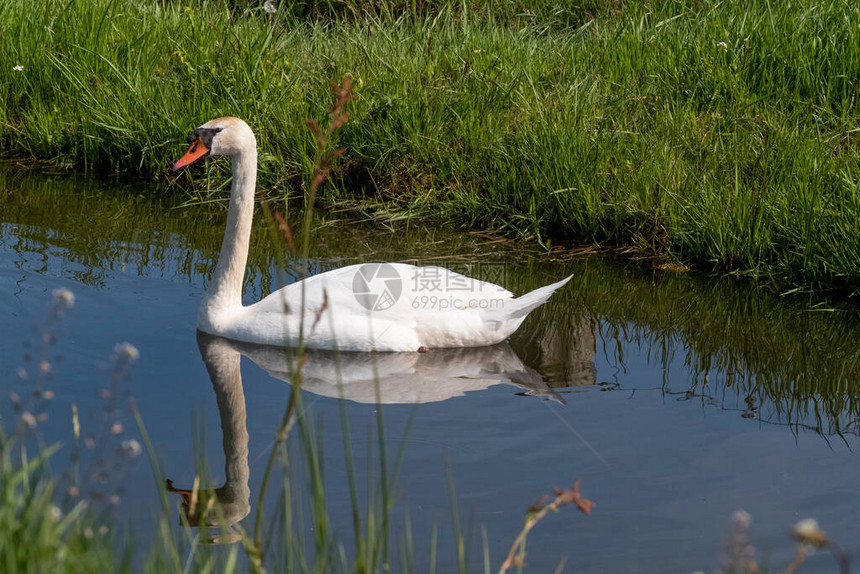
113, 342, 139, 362
793, 518, 821, 536
52, 288, 75, 308
263, 0, 276, 13
13, 65, 23, 72
20, 411, 37, 428
716, 41, 728, 51
792, 518, 829, 548
731, 510, 751, 529
121, 439, 142, 457
49, 505, 63, 522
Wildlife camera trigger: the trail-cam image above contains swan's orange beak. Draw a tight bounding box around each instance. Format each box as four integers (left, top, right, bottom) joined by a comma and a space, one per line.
172, 137, 210, 171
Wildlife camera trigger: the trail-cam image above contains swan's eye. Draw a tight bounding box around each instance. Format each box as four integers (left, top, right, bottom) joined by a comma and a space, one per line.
186, 132, 196, 145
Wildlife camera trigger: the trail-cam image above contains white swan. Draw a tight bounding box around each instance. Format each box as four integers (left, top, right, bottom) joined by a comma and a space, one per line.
173, 117, 572, 352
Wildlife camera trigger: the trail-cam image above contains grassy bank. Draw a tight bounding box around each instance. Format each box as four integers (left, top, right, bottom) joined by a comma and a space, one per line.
3, 0, 860, 290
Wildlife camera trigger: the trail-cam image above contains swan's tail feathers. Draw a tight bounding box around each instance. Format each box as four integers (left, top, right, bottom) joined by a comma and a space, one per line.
486, 274, 573, 322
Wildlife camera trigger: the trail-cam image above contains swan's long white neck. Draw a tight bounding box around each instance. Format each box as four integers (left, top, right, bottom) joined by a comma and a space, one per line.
200, 147, 257, 324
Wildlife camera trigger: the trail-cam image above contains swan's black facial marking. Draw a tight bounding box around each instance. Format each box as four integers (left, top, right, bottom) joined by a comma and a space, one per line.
173, 126, 223, 171
187, 127, 222, 148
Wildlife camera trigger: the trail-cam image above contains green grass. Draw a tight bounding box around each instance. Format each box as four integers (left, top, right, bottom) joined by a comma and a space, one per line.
0, 441, 120, 574
3, 0, 860, 289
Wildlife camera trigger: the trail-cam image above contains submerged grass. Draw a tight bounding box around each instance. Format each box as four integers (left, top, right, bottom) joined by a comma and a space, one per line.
3, 0, 860, 290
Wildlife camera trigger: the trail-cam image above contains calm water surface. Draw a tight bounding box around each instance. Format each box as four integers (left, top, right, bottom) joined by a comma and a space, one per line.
2, 168, 860, 573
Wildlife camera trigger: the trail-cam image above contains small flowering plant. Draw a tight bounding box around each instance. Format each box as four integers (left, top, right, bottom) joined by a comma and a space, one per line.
9, 290, 144, 517
10, 289, 74, 434
68, 339, 143, 509
708, 511, 848, 573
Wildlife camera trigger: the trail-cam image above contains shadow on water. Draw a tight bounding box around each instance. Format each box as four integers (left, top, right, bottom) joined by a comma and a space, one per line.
4, 165, 860, 444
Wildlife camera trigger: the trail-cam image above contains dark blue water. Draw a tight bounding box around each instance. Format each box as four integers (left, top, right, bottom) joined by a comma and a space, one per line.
2, 169, 858, 573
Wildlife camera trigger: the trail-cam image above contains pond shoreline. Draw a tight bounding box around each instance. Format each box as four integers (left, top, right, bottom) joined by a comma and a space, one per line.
9, 155, 860, 311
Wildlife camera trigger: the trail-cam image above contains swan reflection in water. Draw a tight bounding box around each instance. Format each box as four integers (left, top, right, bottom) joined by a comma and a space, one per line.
166, 331, 561, 541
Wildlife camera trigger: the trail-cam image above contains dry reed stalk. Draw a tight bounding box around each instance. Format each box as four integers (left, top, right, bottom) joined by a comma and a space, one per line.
498, 480, 593, 574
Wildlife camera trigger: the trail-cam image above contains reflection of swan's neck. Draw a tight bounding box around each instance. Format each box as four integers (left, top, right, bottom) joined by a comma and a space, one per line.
170, 335, 252, 533
201, 149, 257, 318
213, 350, 251, 496
199, 335, 251, 507
205, 344, 250, 500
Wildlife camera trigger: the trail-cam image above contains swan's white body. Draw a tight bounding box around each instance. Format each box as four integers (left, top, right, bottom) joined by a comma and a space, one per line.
176, 117, 571, 352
